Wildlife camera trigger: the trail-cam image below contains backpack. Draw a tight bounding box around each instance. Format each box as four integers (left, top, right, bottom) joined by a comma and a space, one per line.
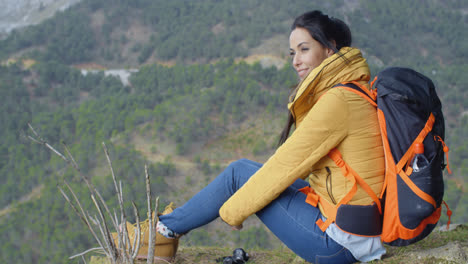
333, 67, 452, 246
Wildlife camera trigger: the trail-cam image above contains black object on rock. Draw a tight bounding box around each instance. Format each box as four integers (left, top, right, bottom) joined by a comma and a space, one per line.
232, 248, 249, 262
217, 248, 250, 263
222, 256, 235, 264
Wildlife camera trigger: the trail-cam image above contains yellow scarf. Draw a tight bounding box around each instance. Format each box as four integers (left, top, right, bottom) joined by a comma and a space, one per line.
288, 47, 371, 126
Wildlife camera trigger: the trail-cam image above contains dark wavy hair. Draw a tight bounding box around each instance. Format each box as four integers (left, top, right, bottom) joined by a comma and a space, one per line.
278, 10, 352, 146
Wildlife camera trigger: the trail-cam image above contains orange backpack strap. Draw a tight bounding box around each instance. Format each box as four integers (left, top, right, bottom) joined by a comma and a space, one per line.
396, 113, 435, 173
327, 149, 382, 213
311, 148, 382, 233
334, 81, 377, 107
298, 186, 335, 213
442, 200, 452, 230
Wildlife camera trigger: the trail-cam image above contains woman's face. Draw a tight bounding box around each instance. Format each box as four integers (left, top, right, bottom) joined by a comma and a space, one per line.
289, 27, 334, 80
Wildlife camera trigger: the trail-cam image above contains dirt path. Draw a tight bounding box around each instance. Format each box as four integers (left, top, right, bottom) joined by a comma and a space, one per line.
0, 184, 43, 218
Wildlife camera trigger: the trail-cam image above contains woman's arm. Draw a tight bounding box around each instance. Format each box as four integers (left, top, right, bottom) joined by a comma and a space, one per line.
219, 89, 350, 226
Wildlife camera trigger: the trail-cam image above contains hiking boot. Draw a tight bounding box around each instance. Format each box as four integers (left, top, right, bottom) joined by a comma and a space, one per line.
111, 203, 179, 262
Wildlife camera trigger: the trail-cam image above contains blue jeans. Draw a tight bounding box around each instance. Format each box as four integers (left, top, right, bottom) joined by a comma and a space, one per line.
159, 159, 357, 264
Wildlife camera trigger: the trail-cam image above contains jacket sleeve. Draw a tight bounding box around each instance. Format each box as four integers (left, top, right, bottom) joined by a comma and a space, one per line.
219, 89, 350, 226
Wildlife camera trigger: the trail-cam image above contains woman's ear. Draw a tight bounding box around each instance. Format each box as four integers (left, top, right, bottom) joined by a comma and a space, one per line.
327, 40, 337, 57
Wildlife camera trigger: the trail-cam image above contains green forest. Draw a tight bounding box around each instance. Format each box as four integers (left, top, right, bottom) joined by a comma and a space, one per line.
0, 0, 467, 263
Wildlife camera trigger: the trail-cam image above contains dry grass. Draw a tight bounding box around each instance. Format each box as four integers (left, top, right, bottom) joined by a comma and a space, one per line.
89, 246, 301, 264
173, 246, 301, 264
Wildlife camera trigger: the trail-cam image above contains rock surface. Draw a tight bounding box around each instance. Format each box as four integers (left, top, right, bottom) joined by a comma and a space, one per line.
409, 241, 468, 264
86, 225, 468, 263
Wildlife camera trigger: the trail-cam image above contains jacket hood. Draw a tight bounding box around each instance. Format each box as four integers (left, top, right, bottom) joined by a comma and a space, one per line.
288, 47, 370, 124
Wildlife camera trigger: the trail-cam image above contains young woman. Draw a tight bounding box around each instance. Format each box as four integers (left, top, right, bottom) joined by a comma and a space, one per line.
157, 10, 386, 263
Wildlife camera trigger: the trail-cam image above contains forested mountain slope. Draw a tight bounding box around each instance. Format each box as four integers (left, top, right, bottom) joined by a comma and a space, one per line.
0, 0, 467, 263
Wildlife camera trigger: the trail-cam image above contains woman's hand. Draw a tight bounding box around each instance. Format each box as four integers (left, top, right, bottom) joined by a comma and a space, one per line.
220, 215, 243, 230
221, 218, 243, 230
230, 224, 243, 231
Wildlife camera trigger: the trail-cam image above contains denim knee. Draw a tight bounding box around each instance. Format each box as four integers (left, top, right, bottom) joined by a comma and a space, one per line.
228, 158, 250, 168
224, 158, 260, 194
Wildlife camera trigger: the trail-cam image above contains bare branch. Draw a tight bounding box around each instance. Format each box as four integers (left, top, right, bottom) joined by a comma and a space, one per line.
29, 125, 168, 263
94, 187, 118, 236
61, 182, 105, 251
148, 196, 159, 264
118, 180, 131, 259
62, 142, 80, 171
145, 164, 152, 220
27, 124, 68, 161
58, 185, 109, 260
89, 214, 114, 261
45, 142, 70, 161
28, 124, 95, 193
102, 142, 133, 263
91, 194, 118, 261
102, 142, 128, 261
113, 209, 124, 257
69, 247, 104, 259
27, 135, 43, 144
145, 165, 154, 264
113, 210, 119, 232
152, 257, 172, 264
27, 123, 42, 139
28, 123, 70, 163
61, 141, 95, 192
119, 181, 125, 212
58, 186, 86, 224
102, 142, 123, 206
131, 202, 141, 260
28, 128, 68, 161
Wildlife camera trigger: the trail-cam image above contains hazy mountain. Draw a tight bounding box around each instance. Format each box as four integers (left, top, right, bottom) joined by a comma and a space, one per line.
0, 0, 81, 36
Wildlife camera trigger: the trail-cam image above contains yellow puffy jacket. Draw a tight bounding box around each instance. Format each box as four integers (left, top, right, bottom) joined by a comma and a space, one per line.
219, 47, 385, 226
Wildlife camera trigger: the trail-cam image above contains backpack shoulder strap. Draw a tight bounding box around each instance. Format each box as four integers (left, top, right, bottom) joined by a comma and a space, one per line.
333, 81, 377, 107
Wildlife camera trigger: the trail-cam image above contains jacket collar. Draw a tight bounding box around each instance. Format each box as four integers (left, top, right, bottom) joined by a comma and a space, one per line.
287, 47, 370, 114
